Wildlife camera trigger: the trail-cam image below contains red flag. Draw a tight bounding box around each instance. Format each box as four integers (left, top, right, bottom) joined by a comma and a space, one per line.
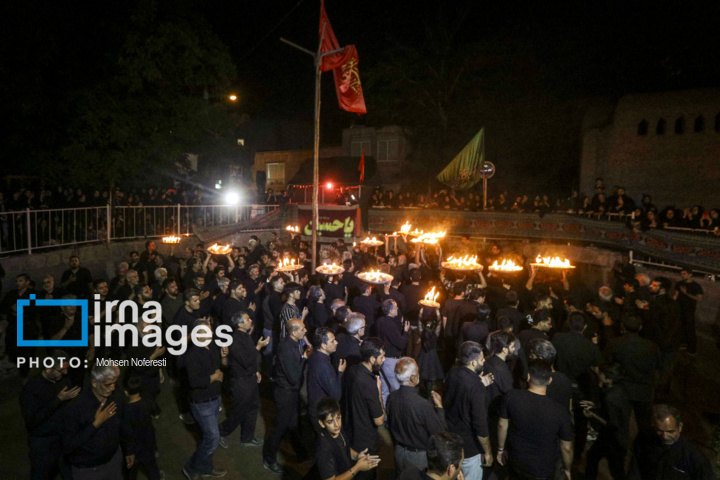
319, 1, 367, 114
359, 149, 365, 183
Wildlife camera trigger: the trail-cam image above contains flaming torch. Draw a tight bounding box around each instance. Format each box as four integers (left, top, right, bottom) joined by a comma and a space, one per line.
400, 221, 412, 235
442, 255, 483, 271
286, 225, 300, 233
419, 286, 441, 308
488, 259, 524, 272
530, 255, 576, 269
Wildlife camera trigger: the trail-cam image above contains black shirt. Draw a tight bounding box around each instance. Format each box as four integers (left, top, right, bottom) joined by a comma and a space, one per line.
308, 301, 331, 331
272, 336, 305, 391
20, 374, 73, 437
517, 328, 548, 361
353, 295, 381, 330
121, 398, 157, 458
397, 465, 434, 480
552, 332, 602, 384
185, 343, 223, 402
63, 390, 134, 468
461, 321, 490, 345
444, 366, 490, 457
386, 385, 446, 451
333, 333, 362, 369
546, 371, 573, 412
375, 315, 408, 358
500, 389, 574, 478
343, 363, 384, 452
605, 333, 661, 402
630, 433, 716, 480
400, 284, 424, 324
483, 355, 514, 417
60, 267, 93, 298
441, 298, 466, 338
307, 351, 343, 417
227, 329, 259, 378
496, 306, 525, 333
221, 296, 254, 326
315, 430, 353, 480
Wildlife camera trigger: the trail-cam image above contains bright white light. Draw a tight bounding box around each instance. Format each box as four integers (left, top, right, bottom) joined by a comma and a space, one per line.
225, 191, 240, 205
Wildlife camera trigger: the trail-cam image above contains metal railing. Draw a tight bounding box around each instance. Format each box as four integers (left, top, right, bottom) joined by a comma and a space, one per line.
0, 204, 280, 255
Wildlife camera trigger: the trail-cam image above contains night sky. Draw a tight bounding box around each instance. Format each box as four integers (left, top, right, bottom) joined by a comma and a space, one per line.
2, 0, 720, 195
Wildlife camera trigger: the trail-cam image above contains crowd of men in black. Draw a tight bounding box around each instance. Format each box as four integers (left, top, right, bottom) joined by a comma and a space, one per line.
2, 231, 717, 480
367, 178, 720, 236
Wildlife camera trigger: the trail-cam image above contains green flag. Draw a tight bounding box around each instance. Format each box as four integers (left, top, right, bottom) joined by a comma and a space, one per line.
436, 128, 485, 190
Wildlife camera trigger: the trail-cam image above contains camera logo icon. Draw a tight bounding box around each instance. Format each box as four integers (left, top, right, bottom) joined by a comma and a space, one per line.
17, 294, 89, 347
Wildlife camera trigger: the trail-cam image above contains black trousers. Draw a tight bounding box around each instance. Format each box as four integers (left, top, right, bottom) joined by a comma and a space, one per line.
571, 387, 588, 460
264, 386, 305, 463
126, 453, 162, 480
29, 435, 71, 480
584, 431, 626, 480
219, 375, 259, 442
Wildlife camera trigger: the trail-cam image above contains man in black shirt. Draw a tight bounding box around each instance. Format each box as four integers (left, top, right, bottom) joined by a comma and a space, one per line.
552, 311, 602, 458
352, 283, 381, 333
484, 332, 516, 430
182, 318, 228, 479
386, 357, 446, 472
396, 432, 465, 480
375, 299, 410, 406
60, 255, 93, 298
441, 283, 467, 370
497, 360, 574, 480
0, 273, 36, 378
528, 339, 573, 413
517, 308, 552, 364
307, 328, 346, 432
342, 337, 386, 479
62, 365, 135, 480
314, 398, 380, 480
400, 269, 425, 358
629, 404, 715, 480
496, 290, 525, 333
221, 280, 256, 327
261, 275, 284, 358
219, 311, 269, 448
460, 303, 491, 345
263, 318, 308, 474
334, 313, 366, 369
444, 341, 493, 480
21, 350, 79, 480
172, 288, 203, 425
675, 268, 703, 355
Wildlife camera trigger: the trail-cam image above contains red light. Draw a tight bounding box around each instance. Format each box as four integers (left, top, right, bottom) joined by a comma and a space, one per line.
326, 182, 333, 189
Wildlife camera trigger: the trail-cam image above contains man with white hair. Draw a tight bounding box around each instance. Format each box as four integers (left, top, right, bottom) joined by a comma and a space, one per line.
335, 312, 366, 368
386, 357, 446, 473
63, 365, 135, 480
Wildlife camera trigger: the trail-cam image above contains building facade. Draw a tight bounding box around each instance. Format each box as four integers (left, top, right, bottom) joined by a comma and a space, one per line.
580, 88, 720, 208
253, 125, 410, 193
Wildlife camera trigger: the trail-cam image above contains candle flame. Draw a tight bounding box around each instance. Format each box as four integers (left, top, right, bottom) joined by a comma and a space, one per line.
162, 235, 182, 244
207, 243, 232, 255
489, 259, 523, 272
361, 236, 384, 245
400, 221, 412, 234
358, 269, 393, 283
286, 225, 299, 233
423, 286, 440, 305
533, 255, 575, 268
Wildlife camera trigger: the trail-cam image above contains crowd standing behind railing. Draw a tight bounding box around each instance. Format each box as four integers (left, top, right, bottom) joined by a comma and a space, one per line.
0, 183, 285, 253
365, 178, 720, 236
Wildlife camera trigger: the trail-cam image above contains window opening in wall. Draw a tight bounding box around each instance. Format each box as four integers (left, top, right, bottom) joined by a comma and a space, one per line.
694, 116, 705, 132
656, 118, 666, 135
715, 114, 720, 133
637, 119, 648, 135
674, 116, 684, 134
